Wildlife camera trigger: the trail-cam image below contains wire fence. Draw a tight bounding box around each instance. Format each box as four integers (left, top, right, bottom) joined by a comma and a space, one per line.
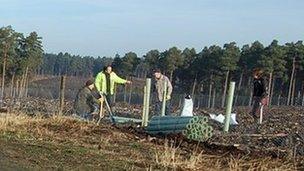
11, 87, 303, 108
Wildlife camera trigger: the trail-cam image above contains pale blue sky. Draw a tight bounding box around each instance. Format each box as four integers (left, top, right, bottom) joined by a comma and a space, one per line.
1, 0, 303, 57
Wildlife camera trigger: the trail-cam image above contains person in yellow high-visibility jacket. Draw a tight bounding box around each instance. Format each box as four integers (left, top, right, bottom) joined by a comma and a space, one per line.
95, 65, 131, 106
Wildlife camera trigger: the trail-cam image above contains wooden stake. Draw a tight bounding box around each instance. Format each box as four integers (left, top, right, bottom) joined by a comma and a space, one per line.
58, 75, 66, 115
268, 72, 273, 106
97, 97, 104, 125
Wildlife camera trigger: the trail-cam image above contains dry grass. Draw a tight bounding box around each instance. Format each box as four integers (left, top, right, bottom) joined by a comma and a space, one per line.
155, 141, 204, 170
153, 140, 301, 170
0, 113, 302, 170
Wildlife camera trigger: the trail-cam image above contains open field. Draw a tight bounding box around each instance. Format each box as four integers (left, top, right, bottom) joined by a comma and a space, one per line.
0, 106, 303, 170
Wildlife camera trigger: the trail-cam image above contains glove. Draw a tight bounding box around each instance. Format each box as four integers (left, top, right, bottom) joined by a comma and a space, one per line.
166, 95, 171, 100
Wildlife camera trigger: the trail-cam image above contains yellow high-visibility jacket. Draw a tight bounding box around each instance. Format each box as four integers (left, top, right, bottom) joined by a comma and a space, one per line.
95, 71, 127, 95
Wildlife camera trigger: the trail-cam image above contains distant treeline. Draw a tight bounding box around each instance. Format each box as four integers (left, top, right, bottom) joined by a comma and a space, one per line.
1, 25, 304, 106
40, 40, 304, 106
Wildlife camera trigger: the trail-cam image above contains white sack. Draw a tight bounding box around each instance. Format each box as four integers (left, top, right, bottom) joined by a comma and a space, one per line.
181, 97, 193, 117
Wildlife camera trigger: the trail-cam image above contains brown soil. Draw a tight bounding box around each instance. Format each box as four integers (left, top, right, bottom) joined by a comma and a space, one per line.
1, 98, 303, 170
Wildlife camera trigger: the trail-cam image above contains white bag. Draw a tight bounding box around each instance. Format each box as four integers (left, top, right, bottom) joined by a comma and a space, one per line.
209, 113, 238, 125
181, 95, 193, 117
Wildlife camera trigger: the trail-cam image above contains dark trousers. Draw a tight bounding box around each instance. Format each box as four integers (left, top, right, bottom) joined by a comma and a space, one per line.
77, 105, 99, 121
105, 94, 113, 107
155, 100, 171, 116
251, 96, 262, 118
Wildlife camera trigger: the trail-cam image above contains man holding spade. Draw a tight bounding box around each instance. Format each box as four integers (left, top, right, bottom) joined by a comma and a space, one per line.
95, 65, 132, 122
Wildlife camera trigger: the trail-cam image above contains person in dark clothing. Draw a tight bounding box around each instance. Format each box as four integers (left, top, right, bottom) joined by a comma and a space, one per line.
74, 79, 103, 120
250, 69, 268, 120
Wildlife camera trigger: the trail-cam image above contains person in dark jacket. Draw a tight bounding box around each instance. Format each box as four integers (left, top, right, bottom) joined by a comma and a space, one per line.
250, 69, 268, 120
74, 79, 103, 120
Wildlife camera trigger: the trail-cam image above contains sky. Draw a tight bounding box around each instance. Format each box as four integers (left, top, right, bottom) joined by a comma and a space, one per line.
1, 0, 304, 57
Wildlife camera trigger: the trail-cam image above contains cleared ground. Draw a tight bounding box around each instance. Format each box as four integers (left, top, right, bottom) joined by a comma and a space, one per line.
0, 112, 302, 170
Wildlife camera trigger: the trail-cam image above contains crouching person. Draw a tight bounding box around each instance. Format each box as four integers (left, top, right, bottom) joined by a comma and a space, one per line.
74, 79, 103, 121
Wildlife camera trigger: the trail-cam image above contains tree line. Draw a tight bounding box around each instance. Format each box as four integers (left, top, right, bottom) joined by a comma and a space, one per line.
40, 41, 304, 106
1, 26, 304, 106
0, 26, 43, 100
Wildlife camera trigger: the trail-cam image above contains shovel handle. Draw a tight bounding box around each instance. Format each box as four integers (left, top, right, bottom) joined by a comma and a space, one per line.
96, 97, 104, 125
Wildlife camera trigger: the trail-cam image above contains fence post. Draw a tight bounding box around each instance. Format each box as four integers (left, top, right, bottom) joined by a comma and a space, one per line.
161, 81, 167, 116
223, 82, 235, 132
58, 75, 66, 115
